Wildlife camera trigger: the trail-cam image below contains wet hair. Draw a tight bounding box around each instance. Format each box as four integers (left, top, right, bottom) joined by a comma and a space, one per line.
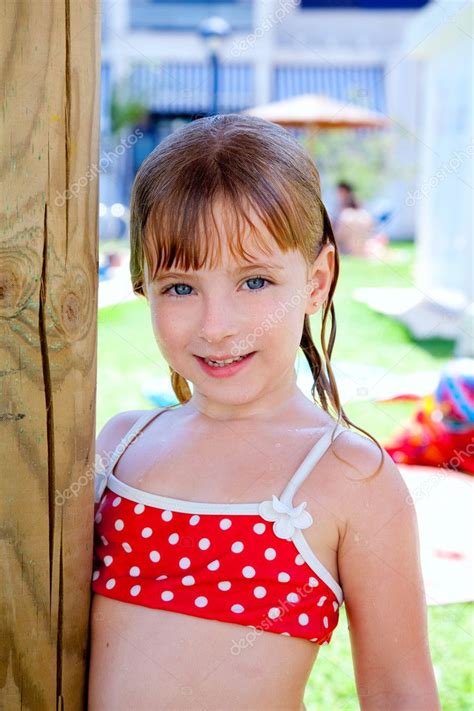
130, 113, 384, 477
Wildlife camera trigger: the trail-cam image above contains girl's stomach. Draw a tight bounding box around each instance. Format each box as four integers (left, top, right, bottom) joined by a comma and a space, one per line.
88, 592, 317, 710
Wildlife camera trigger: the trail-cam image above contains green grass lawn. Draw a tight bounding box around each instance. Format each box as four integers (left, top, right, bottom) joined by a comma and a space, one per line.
97, 242, 472, 709
304, 602, 473, 710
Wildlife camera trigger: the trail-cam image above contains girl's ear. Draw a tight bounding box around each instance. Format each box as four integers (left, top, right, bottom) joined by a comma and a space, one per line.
305, 244, 335, 315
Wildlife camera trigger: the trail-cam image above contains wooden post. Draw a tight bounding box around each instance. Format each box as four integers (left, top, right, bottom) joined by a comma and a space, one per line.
0, 1, 100, 707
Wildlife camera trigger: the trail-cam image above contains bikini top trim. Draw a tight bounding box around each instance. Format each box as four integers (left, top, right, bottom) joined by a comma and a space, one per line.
95, 406, 348, 605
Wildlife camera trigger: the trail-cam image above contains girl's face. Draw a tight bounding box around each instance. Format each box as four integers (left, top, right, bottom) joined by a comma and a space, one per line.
145, 202, 334, 419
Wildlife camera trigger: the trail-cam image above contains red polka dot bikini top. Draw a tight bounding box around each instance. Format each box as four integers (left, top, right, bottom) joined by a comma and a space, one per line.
92, 407, 347, 646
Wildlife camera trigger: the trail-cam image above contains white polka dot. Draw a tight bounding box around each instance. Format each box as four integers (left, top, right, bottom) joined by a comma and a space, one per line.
317, 595, 327, 606
298, 613, 309, 626
105, 578, 116, 590
207, 559, 220, 571
149, 550, 160, 562
129, 566, 140, 577
168, 533, 179, 545
253, 586, 267, 598
156, 575, 168, 581
322, 641, 329, 646
112, 496, 122, 507
308, 577, 319, 587
114, 519, 124, 531
333, 601, 339, 611
161, 510, 173, 522
219, 518, 232, 530
231, 604, 244, 613
231, 541, 244, 553
295, 554, 305, 566
161, 590, 174, 601
268, 607, 281, 619
130, 585, 141, 596
95, 512, 102, 524
182, 575, 195, 586
278, 572, 290, 583
323, 616, 329, 628
92, 570, 100, 581
218, 581, 231, 591
198, 538, 210, 550
179, 557, 191, 569
104, 555, 113, 567
122, 542, 132, 553
253, 523, 266, 535
141, 527, 153, 538
189, 515, 200, 526
100, 535, 108, 546
287, 592, 299, 603
310, 637, 319, 642
134, 503, 145, 515
264, 547, 276, 560
281, 632, 291, 636
242, 566, 256, 578
195, 596, 208, 608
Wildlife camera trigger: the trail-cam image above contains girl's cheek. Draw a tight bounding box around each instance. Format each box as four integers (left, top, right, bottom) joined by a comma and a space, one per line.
150, 306, 195, 347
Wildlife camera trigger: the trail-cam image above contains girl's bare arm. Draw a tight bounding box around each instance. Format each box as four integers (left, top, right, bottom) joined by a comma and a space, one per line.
335, 434, 440, 711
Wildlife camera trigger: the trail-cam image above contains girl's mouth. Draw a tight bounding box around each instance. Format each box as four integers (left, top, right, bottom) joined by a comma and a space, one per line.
194, 352, 257, 378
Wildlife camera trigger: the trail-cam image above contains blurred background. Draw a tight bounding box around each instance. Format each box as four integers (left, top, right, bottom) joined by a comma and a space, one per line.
95, 1, 473, 707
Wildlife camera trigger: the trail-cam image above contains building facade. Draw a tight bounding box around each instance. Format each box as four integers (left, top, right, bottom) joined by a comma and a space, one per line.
100, 0, 430, 238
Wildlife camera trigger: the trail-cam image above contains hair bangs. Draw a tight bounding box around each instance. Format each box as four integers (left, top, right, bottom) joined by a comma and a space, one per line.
142, 179, 307, 284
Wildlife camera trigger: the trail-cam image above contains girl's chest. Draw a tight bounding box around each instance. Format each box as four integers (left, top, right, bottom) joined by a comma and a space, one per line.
110, 432, 343, 591
114, 424, 329, 505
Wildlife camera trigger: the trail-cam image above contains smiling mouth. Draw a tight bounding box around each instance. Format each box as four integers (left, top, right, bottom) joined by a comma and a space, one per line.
196, 352, 256, 366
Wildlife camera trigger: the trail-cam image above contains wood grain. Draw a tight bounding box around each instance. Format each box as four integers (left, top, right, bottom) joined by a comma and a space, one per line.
0, 1, 100, 708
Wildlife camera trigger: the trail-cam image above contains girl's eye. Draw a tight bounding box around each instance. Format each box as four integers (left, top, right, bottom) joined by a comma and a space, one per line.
162, 283, 193, 297
243, 276, 272, 291
162, 276, 272, 298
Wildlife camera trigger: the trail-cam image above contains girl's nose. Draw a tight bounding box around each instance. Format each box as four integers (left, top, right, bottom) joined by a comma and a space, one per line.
198, 299, 240, 343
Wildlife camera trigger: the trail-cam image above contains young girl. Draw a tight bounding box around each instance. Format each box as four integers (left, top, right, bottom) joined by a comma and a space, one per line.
88, 114, 440, 710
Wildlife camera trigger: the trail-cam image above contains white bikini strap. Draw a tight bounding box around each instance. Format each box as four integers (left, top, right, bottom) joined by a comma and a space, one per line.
279, 423, 348, 507
94, 407, 172, 503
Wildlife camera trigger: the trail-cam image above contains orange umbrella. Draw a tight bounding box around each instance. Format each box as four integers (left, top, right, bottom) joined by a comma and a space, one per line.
242, 93, 389, 129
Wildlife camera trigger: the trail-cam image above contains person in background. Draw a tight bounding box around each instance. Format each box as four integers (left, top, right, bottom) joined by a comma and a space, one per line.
333, 181, 391, 259
335, 181, 360, 213
333, 180, 374, 257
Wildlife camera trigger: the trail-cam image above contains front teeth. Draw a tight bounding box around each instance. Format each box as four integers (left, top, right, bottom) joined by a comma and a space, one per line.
204, 355, 247, 367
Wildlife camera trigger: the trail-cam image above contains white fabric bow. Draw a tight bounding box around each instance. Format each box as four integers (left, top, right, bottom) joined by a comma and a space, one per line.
258, 495, 313, 540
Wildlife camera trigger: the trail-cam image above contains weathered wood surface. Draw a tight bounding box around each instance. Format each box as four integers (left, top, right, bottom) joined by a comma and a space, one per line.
0, 1, 100, 708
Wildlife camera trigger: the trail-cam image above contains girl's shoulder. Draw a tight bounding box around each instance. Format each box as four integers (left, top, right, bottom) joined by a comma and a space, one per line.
96, 408, 149, 456
95, 407, 177, 470
323, 426, 411, 534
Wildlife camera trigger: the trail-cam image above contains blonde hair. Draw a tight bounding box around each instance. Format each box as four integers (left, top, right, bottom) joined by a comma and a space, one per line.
130, 113, 384, 476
